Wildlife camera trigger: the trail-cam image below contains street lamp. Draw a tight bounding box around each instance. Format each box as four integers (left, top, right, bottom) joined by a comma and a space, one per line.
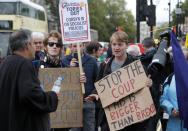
176, 3, 182, 36
168, 0, 171, 27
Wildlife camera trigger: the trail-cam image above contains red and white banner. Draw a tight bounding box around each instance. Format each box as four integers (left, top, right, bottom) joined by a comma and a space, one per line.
59, 0, 91, 44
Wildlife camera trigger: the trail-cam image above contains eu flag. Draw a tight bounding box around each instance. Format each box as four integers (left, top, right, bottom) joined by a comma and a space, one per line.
171, 30, 188, 128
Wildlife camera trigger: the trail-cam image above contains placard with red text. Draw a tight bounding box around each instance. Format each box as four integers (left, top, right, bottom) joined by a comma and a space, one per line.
59, 0, 91, 44
95, 60, 147, 108
105, 87, 156, 131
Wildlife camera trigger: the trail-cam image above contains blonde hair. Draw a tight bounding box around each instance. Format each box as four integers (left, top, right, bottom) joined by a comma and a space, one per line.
110, 31, 128, 45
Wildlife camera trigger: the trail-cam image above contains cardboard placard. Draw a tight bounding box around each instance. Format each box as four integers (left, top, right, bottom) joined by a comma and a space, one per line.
38, 68, 83, 128
59, 0, 91, 44
105, 87, 156, 131
95, 60, 147, 108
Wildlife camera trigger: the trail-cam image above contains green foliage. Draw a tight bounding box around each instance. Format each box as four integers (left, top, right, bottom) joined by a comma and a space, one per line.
154, 23, 169, 39
100, 0, 136, 42
88, 0, 111, 41
45, 0, 59, 17
171, 0, 188, 26
45, 0, 60, 31
182, 0, 188, 16
45, 0, 136, 42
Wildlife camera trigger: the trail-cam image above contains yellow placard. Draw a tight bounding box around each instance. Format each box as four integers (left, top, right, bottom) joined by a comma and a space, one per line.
185, 34, 188, 48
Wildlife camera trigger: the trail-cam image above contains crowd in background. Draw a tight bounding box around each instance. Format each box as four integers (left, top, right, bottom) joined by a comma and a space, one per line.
0, 29, 188, 131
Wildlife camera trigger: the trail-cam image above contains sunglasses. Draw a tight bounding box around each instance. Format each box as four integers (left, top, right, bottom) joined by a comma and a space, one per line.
48, 42, 62, 48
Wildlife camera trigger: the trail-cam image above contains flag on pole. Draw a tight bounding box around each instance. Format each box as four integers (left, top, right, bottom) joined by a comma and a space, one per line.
171, 30, 188, 128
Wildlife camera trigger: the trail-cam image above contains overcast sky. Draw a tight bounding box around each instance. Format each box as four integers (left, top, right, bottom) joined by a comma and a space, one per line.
126, 0, 185, 23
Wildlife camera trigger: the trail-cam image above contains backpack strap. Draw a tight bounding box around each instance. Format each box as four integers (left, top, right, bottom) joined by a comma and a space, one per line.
101, 57, 111, 74
161, 73, 174, 95
166, 73, 174, 86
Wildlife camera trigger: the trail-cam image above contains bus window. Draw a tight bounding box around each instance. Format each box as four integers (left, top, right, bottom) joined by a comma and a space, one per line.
21, 3, 30, 17
0, 21, 13, 30
20, 2, 45, 21
38, 10, 45, 21
0, 2, 17, 15
29, 6, 36, 19
0, 32, 11, 58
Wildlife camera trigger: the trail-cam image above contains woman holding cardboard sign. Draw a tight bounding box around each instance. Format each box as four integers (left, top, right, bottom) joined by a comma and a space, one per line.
95, 31, 153, 131
33, 31, 86, 131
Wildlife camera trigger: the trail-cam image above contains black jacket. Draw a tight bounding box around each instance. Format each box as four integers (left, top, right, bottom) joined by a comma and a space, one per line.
139, 48, 174, 108
96, 54, 149, 131
96, 52, 174, 131
62, 52, 98, 98
0, 55, 58, 131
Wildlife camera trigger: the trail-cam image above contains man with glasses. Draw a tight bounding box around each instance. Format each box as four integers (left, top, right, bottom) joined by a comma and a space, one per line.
0, 29, 59, 131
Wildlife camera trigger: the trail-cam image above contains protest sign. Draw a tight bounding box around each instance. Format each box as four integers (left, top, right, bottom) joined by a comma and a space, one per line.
95, 60, 147, 108
38, 68, 83, 128
59, 0, 91, 44
105, 87, 156, 131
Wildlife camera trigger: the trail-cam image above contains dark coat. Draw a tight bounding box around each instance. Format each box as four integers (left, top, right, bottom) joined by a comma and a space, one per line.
32, 54, 69, 131
136, 48, 173, 131
96, 50, 174, 131
139, 48, 174, 108
0, 54, 58, 131
34, 51, 45, 61
62, 52, 98, 98
96, 54, 149, 131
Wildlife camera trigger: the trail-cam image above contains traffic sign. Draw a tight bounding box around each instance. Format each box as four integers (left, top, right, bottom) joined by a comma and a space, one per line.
183, 25, 188, 33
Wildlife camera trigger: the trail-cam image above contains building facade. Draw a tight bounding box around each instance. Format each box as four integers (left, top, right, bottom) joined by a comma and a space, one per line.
140, 22, 151, 43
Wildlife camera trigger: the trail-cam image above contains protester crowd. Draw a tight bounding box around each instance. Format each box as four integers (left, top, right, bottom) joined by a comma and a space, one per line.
0, 28, 187, 131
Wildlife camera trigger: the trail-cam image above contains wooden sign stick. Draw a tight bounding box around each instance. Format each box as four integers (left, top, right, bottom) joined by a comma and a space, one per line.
77, 42, 85, 94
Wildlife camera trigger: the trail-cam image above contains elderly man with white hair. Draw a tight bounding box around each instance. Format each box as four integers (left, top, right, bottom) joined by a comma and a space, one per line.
127, 44, 141, 56
31, 32, 45, 60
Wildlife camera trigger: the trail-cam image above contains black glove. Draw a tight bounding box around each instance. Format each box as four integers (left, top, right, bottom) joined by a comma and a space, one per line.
160, 31, 171, 47
147, 63, 162, 77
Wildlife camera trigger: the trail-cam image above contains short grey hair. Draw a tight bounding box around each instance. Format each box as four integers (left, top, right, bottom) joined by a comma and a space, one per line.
31, 32, 45, 40
9, 29, 32, 52
127, 45, 141, 56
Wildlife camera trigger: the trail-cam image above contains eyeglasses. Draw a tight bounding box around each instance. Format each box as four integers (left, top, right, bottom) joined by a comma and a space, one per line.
48, 42, 62, 48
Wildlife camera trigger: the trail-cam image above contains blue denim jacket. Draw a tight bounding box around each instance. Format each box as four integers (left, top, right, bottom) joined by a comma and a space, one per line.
62, 52, 98, 98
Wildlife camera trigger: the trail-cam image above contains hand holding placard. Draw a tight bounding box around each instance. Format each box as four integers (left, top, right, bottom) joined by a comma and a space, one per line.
95, 60, 147, 108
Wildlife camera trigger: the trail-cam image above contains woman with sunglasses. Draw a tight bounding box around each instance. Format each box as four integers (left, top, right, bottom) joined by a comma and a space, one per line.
33, 31, 86, 131
33, 30, 64, 68
33, 31, 67, 131
39, 30, 65, 68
